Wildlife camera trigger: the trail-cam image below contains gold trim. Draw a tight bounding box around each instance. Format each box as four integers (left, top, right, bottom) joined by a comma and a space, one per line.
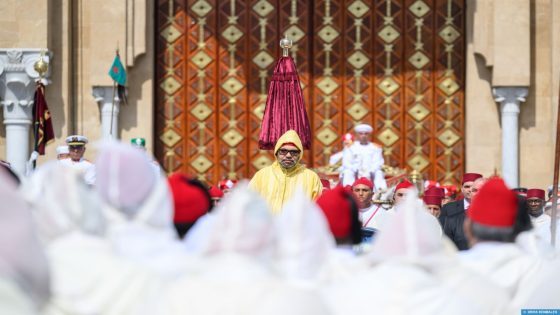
191, 103, 213, 121
222, 129, 244, 147
160, 76, 181, 95
378, 25, 400, 43
223, 25, 244, 43
316, 77, 339, 95
409, 0, 430, 18
347, 103, 368, 120
253, 0, 274, 17
160, 129, 182, 147
192, 51, 213, 69
161, 24, 182, 43
408, 154, 429, 171
378, 77, 400, 95
317, 128, 338, 146
348, 0, 369, 18
438, 129, 460, 147
318, 25, 340, 43
252, 51, 274, 69
438, 77, 459, 96
221, 77, 244, 95
408, 103, 430, 121
347, 50, 370, 69
408, 51, 430, 69
252, 155, 272, 170
439, 25, 460, 43
192, 0, 212, 17
191, 155, 213, 173
284, 25, 305, 43
377, 128, 399, 146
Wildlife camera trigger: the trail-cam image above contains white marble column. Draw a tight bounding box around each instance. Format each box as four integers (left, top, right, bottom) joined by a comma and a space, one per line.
493, 87, 529, 188
92, 86, 122, 140
0, 49, 51, 175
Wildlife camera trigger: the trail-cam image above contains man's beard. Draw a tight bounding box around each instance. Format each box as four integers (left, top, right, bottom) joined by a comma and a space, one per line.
279, 159, 297, 170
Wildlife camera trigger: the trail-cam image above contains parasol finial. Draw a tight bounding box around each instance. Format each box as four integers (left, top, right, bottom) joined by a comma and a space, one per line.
280, 35, 292, 57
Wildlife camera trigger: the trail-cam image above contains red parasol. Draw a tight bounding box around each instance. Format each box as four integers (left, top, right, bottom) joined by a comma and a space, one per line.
258, 37, 311, 150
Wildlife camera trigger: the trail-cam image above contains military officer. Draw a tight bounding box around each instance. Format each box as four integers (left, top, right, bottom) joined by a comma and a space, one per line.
59, 135, 95, 185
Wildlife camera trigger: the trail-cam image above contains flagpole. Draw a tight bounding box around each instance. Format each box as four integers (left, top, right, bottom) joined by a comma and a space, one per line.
32, 82, 40, 169
550, 73, 560, 247
109, 79, 116, 137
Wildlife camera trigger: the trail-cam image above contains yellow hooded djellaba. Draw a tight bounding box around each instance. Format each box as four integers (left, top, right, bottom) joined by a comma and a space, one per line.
249, 130, 322, 214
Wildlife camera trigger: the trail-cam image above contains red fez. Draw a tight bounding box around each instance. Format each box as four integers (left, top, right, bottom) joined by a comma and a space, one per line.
424, 180, 440, 190
316, 186, 352, 239
423, 195, 442, 207
218, 179, 237, 190
442, 185, 458, 197
342, 133, 354, 142
395, 180, 414, 191
527, 188, 545, 200
352, 177, 374, 189
462, 173, 482, 184
468, 178, 517, 227
208, 185, 224, 199
424, 186, 445, 198
168, 173, 210, 224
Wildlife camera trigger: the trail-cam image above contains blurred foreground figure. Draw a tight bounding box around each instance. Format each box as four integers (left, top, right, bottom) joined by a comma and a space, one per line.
460, 178, 560, 311
166, 183, 329, 315
321, 189, 509, 315
95, 142, 191, 279
0, 169, 50, 314
167, 173, 212, 238
250, 130, 322, 213
22, 162, 166, 315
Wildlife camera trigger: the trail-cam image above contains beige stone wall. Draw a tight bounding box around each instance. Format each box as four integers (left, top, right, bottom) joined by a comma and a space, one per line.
465, 1, 502, 177
466, 0, 559, 189
0, 0, 154, 164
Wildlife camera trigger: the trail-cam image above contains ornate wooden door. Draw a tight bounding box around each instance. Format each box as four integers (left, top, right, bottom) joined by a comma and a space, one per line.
155, 0, 466, 184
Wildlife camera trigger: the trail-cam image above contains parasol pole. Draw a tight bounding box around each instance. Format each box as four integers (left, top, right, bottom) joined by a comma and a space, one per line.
550, 73, 560, 247
280, 35, 292, 57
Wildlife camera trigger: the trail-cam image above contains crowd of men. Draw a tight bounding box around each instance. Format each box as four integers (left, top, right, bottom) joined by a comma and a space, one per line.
1, 125, 560, 314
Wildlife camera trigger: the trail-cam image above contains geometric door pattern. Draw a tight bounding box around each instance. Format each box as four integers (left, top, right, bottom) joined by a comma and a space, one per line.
155, 0, 465, 185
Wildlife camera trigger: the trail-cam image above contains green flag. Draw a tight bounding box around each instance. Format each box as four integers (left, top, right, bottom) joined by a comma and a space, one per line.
108, 53, 127, 86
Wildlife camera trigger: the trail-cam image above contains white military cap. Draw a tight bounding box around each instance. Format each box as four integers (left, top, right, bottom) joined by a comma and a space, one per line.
354, 123, 373, 133
56, 145, 69, 155
65, 135, 88, 146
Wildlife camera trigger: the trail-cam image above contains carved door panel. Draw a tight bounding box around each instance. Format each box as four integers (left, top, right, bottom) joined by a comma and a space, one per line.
156, 0, 466, 184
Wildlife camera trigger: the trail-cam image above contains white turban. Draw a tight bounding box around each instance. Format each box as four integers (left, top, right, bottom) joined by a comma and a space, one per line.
354, 123, 373, 133
56, 145, 69, 155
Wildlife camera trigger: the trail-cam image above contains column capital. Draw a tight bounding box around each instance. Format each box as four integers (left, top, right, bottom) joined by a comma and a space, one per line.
0, 49, 52, 175
492, 86, 529, 104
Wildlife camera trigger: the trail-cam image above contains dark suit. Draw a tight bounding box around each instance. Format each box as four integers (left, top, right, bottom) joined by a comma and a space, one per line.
438, 199, 469, 250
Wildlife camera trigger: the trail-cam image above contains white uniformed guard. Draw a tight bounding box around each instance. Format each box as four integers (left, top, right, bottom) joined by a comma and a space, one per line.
56, 145, 69, 160
340, 123, 387, 189
59, 135, 95, 185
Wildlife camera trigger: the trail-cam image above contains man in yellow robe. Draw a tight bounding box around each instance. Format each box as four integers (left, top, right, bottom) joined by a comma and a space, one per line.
249, 130, 322, 214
